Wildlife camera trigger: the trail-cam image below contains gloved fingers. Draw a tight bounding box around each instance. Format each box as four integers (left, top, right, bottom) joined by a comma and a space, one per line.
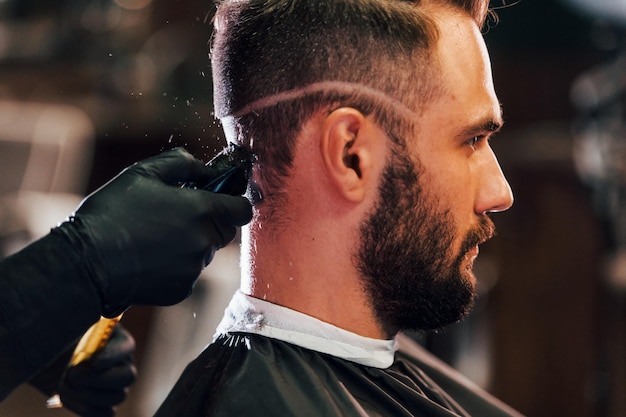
60, 384, 129, 407
59, 387, 126, 417
137, 278, 197, 307
63, 360, 136, 390
59, 357, 134, 417
198, 195, 251, 264
87, 325, 136, 371
206, 194, 253, 228
131, 147, 211, 186
204, 247, 218, 267
209, 218, 238, 249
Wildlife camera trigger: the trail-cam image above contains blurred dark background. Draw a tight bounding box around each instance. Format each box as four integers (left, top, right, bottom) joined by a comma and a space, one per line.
0, 0, 623, 416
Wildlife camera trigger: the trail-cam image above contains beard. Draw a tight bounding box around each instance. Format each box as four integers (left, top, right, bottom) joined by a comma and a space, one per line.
356, 147, 495, 334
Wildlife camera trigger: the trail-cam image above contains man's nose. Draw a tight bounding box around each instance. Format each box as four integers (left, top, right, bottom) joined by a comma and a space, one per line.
475, 147, 514, 215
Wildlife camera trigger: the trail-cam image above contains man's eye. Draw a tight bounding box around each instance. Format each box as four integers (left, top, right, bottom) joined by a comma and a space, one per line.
467, 136, 483, 150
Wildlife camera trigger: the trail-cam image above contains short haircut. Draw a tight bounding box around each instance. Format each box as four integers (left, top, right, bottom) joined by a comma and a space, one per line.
211, 0, 490, 208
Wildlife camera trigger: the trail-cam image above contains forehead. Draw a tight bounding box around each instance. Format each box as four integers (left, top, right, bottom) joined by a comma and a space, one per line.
419, 5, 502, 132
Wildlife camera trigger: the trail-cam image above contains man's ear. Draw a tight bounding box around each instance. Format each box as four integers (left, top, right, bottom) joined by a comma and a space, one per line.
320, 107, 375, 203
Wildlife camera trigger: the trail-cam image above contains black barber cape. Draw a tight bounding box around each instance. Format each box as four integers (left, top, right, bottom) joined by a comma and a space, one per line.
154, 292, 524, 417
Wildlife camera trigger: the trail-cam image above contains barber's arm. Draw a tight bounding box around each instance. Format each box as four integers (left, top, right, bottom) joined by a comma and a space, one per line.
0, 147, 252, 400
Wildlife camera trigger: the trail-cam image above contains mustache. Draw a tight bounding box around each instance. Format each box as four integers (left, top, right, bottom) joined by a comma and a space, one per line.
461, 215, 496, 254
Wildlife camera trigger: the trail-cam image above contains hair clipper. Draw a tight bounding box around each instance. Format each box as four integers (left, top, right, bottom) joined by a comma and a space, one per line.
196, 143, 254, 195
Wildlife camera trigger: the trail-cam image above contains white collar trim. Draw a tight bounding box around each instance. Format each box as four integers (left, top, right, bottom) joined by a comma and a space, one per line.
215, 290, 397, 368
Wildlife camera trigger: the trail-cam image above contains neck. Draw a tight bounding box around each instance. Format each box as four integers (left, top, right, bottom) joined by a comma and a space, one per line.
240, 215, 389, 340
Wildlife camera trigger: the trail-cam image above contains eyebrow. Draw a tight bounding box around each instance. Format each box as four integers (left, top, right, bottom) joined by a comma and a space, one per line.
456, 110, 504, 139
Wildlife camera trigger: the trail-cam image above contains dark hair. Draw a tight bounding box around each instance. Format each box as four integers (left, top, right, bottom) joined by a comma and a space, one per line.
211, 0, 489, 209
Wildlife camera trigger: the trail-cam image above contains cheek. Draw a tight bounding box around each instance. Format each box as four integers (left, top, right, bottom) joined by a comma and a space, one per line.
422, 166, 477, 256
422, 161, 474, 212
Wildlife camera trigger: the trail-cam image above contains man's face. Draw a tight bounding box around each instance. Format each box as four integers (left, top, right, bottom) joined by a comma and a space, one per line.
358, 147, 497, 332
357, 7, 513, 334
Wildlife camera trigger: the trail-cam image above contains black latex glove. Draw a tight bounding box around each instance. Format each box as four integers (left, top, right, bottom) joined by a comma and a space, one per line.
53, 147, 252, 316
58, 324, 136, 417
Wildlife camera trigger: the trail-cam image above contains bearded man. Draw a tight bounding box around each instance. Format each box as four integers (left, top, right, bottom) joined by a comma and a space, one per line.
155, 0, 521, 415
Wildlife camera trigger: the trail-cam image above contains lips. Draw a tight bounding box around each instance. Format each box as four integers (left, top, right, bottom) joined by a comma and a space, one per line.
460, 216, 495, 267
468, 245, 479, 261
463, 245, 479, 266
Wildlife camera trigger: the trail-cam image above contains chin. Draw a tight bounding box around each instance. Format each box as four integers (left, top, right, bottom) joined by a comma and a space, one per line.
460, 263, 478, 291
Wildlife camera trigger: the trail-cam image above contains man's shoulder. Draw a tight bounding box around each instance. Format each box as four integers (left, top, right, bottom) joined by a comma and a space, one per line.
155, 332, 526, 417
155, 333, 365, 417
395, 333, 525, 417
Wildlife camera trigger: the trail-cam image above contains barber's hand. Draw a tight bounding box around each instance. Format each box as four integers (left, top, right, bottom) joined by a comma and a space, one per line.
54, 147, 252, 316
58, 324, 136, 417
